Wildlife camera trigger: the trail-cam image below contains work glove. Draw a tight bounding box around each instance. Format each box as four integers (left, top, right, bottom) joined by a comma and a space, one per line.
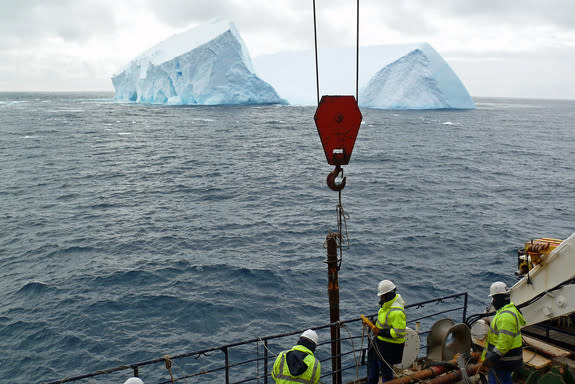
484, 351, 500, 368
361, 315, 378, 334
379, 328, 392, 338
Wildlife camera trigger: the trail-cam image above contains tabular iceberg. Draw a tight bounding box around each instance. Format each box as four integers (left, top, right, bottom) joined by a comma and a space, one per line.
359, 43, 475, 109
112, 19, 285, 105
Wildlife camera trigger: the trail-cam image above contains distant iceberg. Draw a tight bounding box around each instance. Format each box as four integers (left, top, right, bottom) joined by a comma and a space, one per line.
359, 43, 475, 109
254, 43, 475, 109
112, 19, 286, 105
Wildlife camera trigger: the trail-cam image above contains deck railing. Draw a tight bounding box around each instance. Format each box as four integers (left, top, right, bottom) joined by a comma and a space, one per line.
43, 292, 468, 384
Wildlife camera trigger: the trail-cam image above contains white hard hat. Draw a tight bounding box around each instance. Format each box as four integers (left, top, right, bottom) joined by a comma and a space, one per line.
377, 280, 396, 296
489, 281, 510, 297
300, 329, 319, 345
123, 378, 144, 384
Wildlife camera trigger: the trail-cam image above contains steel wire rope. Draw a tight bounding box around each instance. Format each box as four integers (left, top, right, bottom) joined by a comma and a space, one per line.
257, 337, 278, 357
164, 355, 176, 384
312, 0, 320, 104
355, 0, 360, 102
164, 356, 190, 384
336, 190, 351, 269
360, 324, 367, 381
312, 0, 361, 103
313, 1, 360, 270
339, 322, 362, 382
521, 343, 538, 365
457, 353, 473, 384
362, 323, 400, 379
337, 321, 359, 379
255, 337, 279, 384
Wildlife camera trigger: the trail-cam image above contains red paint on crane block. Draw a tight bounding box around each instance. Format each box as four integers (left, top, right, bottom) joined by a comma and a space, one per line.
314, 95, 362, 165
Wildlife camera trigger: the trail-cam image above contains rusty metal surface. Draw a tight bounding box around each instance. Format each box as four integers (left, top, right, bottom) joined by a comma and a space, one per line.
326, 232, 342, 384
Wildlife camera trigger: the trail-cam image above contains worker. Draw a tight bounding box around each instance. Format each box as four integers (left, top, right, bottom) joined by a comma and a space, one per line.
481, 281, 526, 384
272, 329, 321, 384
365, 280, 406, 384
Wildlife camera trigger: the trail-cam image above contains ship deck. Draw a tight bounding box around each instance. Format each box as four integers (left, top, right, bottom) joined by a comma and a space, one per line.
523, 317, 575, 352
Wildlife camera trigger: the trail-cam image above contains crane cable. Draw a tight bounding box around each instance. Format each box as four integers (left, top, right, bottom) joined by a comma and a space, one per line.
313, 0, 320, 105
355, 0, 360, 101
312, 0, 360, 103
313, 0, 360, 269
336, 190, 350, 269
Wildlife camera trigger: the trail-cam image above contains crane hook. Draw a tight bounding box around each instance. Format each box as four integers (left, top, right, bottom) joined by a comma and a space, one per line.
327, 165, 346, 191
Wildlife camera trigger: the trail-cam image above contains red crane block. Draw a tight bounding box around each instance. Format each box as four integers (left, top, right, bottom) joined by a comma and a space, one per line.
314, 95, 362, 166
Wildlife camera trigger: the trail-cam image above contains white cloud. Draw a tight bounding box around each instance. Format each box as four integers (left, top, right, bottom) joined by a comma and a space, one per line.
0, 0, 574, 99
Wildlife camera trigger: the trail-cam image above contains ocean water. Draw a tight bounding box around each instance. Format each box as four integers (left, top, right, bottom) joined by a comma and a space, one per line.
1, 93, 574, 383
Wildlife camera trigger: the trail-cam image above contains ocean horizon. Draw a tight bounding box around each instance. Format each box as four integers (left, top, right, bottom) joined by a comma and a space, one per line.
1, 93, 574, 383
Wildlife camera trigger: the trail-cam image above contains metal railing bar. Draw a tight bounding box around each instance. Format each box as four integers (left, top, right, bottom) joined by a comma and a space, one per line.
234, 375, 269, 384
224, 346, 230, 384
264, 339, 269, 384
319, 362, 361, 378
43, 364, 139, 384
404, 292, 468, 308
407, 306, 466, 322
227, 356, 263, 369
157, 365, 223, 384
42, 293, 468, 384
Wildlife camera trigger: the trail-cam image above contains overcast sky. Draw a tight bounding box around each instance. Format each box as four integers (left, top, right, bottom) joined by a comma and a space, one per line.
1, 0, 574, 99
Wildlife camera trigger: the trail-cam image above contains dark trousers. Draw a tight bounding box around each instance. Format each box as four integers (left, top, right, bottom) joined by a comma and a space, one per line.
488, 368, 512, 384
367, 345, 394, 384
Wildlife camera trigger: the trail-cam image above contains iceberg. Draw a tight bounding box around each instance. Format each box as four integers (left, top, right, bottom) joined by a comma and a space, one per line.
112, 19, 286, 105
359, 43, 475, 109
253, 43, 475, 109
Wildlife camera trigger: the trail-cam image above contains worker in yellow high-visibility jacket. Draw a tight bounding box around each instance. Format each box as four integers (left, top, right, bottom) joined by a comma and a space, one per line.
272, 329, 321, 384
364, 280, 406, 384
482, 282, 525, 384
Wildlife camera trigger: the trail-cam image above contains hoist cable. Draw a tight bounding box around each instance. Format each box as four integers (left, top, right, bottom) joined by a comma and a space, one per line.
355, 0, 360, 101
338, 190, 343, 269
313, 0, 361, 103
312, 0, 320, 105
313, 0, 361, 269
336, 189, 351, 270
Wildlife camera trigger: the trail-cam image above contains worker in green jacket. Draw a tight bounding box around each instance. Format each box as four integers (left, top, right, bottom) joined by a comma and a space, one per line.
365, 279, 406, 384
482, 281, 526, 384
272, 329, 321, 384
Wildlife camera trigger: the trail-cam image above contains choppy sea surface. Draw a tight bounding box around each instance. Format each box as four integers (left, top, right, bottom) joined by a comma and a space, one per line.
1, 93, 574, 384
